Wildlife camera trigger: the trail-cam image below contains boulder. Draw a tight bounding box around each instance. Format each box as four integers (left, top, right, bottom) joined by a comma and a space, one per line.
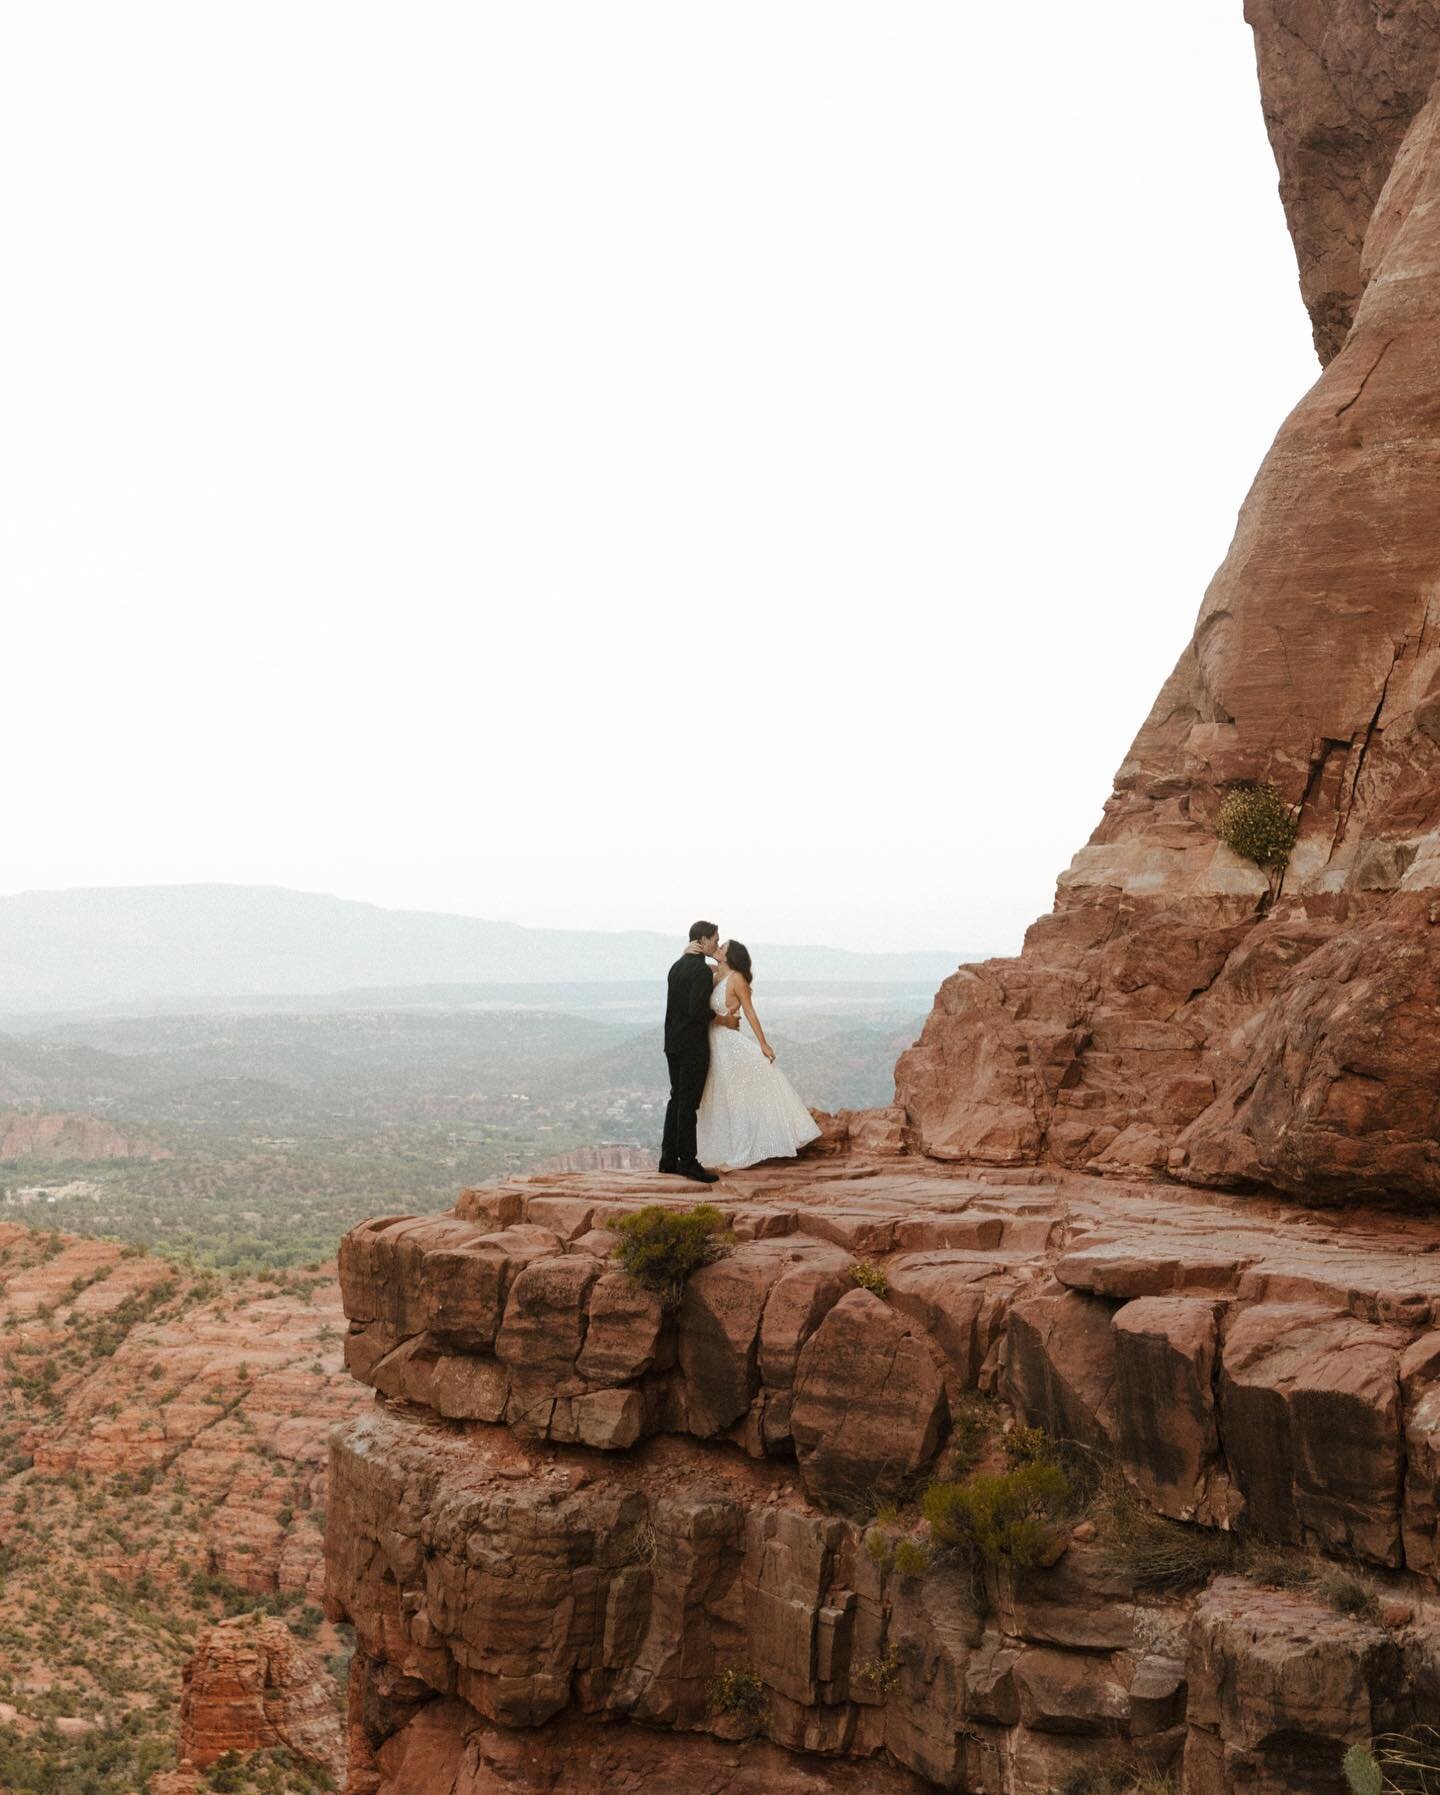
789, 1290, 948, 1508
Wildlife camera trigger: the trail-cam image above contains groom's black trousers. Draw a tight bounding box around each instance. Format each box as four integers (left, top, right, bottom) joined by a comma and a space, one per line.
661, 1040, 710, 1166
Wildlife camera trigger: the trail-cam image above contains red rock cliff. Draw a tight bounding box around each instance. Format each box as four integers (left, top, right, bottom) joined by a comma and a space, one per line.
326, 1164, 1440, 1793
895, 4, 1440, 1202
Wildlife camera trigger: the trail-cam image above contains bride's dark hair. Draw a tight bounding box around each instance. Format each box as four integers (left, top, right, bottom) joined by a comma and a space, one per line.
725, 940, 754, 987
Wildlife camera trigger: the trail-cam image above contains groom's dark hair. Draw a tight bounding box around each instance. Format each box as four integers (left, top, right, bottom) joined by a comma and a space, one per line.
688, 919, 718, 942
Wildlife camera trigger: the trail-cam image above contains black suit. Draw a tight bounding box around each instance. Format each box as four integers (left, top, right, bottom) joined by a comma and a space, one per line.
661, 951, 714, 1167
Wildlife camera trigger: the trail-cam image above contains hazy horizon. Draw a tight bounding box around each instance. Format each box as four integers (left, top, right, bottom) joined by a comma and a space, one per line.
0, 876, 969, 957
2, 4, 1318, 953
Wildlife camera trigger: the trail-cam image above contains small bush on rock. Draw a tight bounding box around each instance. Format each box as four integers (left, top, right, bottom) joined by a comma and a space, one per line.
1242, 1541, 1317, 1589
1317, 1566, 1382, 1623
857, 1644, 902, 1696
922, 1461, 1072, 1569
608, 1203, 732, 1309
848, 1259, 888, 1296
893, 1537, 930, 1580
1216, 783, 1299, 868
1002, 1422, 1052, 1467
1096, 1472, 1236, 1592
706, 1665, 767, 1720
1242, 1543, 1380, 1620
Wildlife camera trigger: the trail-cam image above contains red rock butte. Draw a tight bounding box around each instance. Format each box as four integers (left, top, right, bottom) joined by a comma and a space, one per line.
320, 10, 1440, 1794
896, 0, 1440, 1201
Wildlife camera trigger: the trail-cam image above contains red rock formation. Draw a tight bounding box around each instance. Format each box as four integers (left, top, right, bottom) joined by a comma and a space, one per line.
0, 1223, 367, 1782
325, 1162, 1440, 1791
169, 1613, 346, 1779
1246, 0, 1440, 362
895, 6, 1440, 1203
0, 1108, 170, 1161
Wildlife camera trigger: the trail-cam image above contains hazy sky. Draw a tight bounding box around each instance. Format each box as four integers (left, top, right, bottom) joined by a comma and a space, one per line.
3, 4, 1318, 954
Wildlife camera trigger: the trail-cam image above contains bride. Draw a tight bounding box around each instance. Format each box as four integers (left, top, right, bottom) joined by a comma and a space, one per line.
696, 940, 821, 1171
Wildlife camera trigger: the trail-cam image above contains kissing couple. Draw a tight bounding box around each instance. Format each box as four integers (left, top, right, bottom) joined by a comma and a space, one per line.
659, 920, 821, 1182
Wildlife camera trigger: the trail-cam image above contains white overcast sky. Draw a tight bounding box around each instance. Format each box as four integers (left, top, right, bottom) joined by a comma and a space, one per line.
2, 3, 1318, 955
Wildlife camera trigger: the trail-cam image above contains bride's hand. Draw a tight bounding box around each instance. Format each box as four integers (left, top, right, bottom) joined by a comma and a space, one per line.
761, 1043, 776, 1062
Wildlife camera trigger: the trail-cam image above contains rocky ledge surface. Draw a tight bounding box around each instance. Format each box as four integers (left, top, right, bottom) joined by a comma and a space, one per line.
325, 1161, 1440, 1793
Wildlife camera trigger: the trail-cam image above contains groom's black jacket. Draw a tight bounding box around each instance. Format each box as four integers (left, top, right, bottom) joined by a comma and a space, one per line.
664, 952, 714, 1055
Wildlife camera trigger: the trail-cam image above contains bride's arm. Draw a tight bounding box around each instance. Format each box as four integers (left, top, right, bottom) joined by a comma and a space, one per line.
734, 978, 775, 1062
712, 967, 741, 1029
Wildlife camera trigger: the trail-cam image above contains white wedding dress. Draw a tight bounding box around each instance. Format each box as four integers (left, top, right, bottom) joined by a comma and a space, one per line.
695, 976, 822, 1170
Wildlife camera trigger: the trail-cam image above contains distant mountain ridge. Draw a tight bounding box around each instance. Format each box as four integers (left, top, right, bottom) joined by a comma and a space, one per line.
0, 885, 967, 1015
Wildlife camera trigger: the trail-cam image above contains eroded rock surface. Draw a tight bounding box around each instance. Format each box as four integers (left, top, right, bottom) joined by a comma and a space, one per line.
326, 1163, 1440, 1792
893, 5, 1440, 1204
170, 1614, 346, 1779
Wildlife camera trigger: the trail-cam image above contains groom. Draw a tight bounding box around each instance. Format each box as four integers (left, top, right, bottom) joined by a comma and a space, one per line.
659, 920, 722, 1182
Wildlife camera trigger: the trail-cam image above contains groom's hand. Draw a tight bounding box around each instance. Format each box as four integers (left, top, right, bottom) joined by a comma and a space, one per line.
714, 1014, 741, 1030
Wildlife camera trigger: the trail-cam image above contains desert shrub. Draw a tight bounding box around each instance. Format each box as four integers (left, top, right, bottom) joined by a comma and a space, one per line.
706, 1665, 767, 1720
1216, 783, 1299, 868
1244, 1544, 1379, 1619
893, 1537, 930, 1580
864, 1527, 893, 1570
607, 1204, 732, 1309
1317, 1566, 1382, 1623
922, 1461, 1071, 1569
857, 1644, 902, 1696
1002, 1422, 1052, 1467
1242, 1541, 1317, 1589
944, 1393, 1000, 1474
1096, 1473, 1236, 1592
848, 1260, 888, 1297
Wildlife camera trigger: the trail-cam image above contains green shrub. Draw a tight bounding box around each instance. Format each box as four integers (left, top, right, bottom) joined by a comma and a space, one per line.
893, 1537, 930, 1580
706, 1665, 766, 1720
922, 1461, 1071, 1568
1002, 1422, 1052, 1467
945, 1393, 1000, 1474
848, 1260, 888, 1297
857, 1644, 902, 1696
864, 1528, 893, 1570
1216, 783, 1299, 868
607, 1204, 732, 1309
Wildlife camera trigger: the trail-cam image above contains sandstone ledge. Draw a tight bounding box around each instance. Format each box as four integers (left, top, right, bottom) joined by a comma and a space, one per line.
338, 1162, 1440, 1568
327, 1162, 1440, 1792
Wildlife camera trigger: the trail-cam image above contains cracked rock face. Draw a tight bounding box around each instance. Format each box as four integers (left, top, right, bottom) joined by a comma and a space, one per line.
171, 1613, 347, 1781
326, 1164, 1440, 1793
895, 7, 1440, 1201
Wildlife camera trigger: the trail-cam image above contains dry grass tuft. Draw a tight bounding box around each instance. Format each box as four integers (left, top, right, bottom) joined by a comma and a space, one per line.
1093, 1471, 1237, 1592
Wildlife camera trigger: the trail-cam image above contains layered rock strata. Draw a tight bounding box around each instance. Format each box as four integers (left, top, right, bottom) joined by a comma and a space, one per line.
894, 3, 1440, 1199
326, 1163, 1440, 1792
164, 1614, 346, 1782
